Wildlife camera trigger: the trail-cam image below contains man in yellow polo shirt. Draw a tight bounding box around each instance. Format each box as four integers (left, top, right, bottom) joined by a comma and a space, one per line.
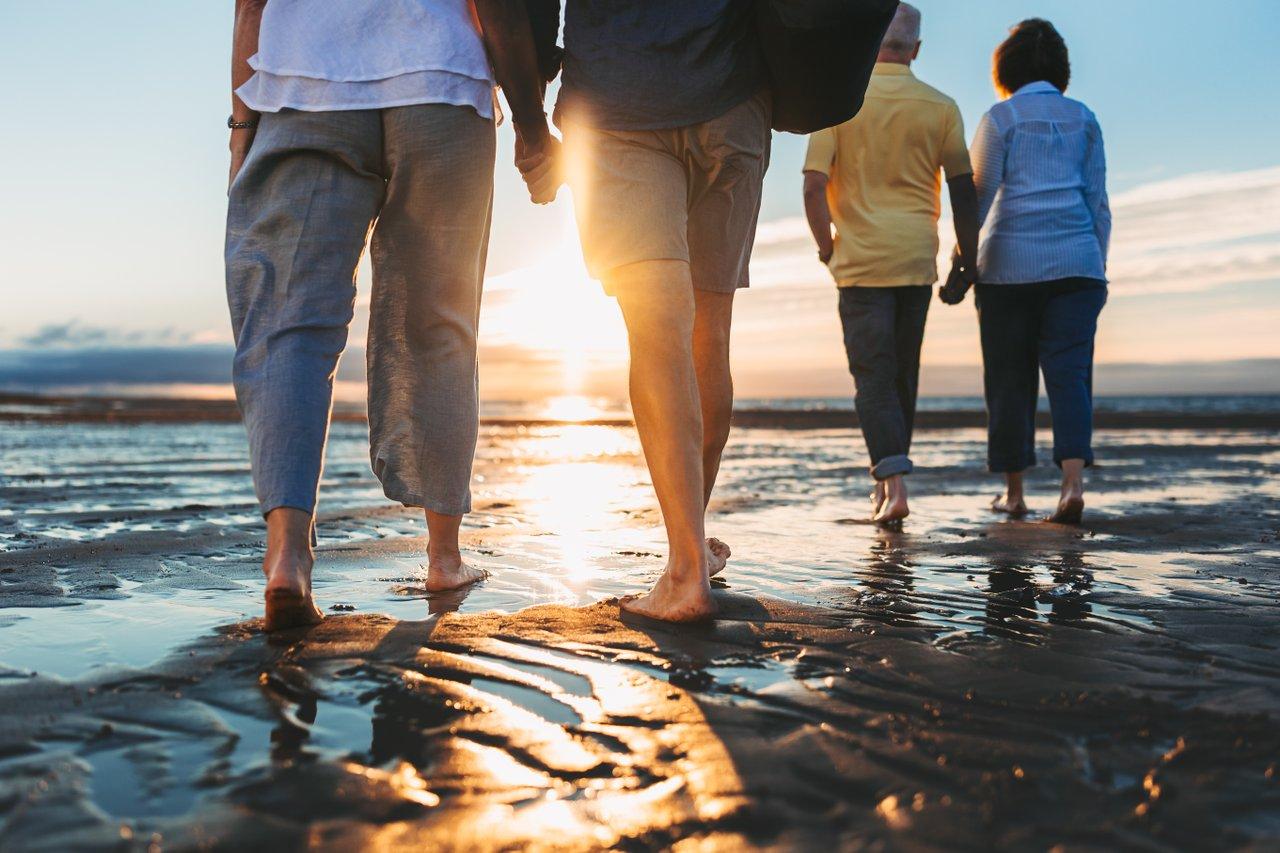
802, 2, 979, 525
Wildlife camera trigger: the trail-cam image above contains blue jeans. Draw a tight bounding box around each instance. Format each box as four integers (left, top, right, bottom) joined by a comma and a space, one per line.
976, 278, 1107, 472
837, 286, 932, 480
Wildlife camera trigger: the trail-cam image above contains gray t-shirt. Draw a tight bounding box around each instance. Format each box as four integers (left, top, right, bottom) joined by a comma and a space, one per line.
556, 1, 765, 131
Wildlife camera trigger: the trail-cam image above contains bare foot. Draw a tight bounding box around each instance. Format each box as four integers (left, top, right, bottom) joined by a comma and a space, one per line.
1048, 485, 1085, 525
425, 552, 490, 592
991, 494, 1029, 517
263, 550, 323, 632
621, 544, 719, 623
871, 481, 887, 516
706, 537, 731, 577
873, 476, 909, 526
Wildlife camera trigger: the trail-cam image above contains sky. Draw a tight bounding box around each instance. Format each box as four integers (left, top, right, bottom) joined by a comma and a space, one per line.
1, 1, 1279, 401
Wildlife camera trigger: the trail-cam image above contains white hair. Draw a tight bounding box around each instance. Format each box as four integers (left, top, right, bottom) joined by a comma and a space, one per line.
881, 3, 922, 53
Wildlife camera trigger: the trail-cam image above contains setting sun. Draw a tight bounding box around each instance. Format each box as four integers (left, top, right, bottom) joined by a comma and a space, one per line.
482, 208, 628, 401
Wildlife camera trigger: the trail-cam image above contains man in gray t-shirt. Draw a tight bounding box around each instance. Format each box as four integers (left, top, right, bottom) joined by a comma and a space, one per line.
523, 1, 771, 623
555, 1, 765, 130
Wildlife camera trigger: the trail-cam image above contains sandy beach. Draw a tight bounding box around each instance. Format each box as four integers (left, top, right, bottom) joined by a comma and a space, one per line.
1, 402, 1278, 849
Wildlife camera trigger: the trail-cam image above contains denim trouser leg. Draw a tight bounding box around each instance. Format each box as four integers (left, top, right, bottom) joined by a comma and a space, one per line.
367, 105, 495, 516
977, 284, 1041, 473
1040, 282, 1107, 467
893, 286, 932, 448
225, 110, 385, 516
838, 286, 931, 480
977, 279, 1107, 472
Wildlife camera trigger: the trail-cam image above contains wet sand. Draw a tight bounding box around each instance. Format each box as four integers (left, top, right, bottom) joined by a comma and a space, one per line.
1, 415, 1278, 848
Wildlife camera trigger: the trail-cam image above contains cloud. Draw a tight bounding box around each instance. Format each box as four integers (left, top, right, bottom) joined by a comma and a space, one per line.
748, 164, 1280, 299
16, 322, 190, 350
0, 345, 232, 387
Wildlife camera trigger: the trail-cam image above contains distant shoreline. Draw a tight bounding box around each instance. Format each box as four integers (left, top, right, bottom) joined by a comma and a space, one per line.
4, 392, 1279, 430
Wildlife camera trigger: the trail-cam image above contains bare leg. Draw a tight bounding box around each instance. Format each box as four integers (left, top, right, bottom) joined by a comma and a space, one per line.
992, 471, 1028, 516
693, 289, 735, 572
262, 507, 323, 631
424, 510, 488, 591
1049, 459, 1086, 524
873, 474, 910, 525
611, 261, 722, 622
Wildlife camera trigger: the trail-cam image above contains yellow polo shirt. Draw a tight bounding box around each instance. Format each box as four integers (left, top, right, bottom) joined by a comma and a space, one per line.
804, 63, 972, 287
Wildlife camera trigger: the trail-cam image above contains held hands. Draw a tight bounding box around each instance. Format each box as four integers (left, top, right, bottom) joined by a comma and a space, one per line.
939, 255, 976, 305
515, 127, 564, 205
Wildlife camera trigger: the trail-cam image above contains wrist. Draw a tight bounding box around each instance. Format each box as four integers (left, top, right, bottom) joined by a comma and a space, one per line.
515, 116, 551, 151
229, 126, 256, 150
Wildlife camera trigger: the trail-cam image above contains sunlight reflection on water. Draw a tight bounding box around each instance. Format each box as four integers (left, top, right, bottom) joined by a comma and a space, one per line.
2, 419, 1277, 679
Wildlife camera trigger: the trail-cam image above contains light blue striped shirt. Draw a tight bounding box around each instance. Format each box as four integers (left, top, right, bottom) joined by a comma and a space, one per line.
972, 82, 1111, 285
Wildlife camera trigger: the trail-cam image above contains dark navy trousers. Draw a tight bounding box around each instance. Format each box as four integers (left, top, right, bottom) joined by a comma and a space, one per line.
976, 278, 1107, 472
838, 285, 932, 480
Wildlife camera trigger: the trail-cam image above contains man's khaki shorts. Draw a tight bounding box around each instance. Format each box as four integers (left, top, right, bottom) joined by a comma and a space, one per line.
563, 92, 771, 295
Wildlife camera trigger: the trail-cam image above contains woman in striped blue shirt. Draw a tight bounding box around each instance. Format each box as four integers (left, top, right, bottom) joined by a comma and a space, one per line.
941, 18, 1111, 524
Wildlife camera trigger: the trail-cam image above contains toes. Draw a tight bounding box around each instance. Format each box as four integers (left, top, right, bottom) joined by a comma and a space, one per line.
618, 594, 652, 616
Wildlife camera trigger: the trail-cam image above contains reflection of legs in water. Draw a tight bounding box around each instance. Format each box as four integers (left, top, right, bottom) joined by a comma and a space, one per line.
693, 290, 735, 570
1046, 550, 1093, 624
984, 562, 1042, 643
865, 533, 916, 595
611, 261, 724, 623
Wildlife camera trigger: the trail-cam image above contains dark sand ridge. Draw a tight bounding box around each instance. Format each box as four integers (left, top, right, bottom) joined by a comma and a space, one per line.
2, 421, 1279, 847
5, 392, 1280, 430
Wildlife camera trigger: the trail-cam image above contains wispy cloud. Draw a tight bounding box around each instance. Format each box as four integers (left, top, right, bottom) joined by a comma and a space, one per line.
750, 164, 1280, 298
16, 322, 188, 349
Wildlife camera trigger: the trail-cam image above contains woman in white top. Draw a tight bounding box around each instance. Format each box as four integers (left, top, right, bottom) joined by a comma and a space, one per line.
225, 0, 557, 629
943, 18, 1111, 525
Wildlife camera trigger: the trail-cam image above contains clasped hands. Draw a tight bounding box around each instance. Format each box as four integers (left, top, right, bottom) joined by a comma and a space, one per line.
939, 254, 977, 305
515, 125, 564, 205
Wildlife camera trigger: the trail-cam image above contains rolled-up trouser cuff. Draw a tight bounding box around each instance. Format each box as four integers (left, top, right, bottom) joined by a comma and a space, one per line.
988, 455, 1036, 474
1053, 450, 1095, 468
382, 487, 472, 518
871, 454, 913, 480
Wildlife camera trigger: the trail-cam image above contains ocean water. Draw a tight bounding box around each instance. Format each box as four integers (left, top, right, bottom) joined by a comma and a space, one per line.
2, 402, 1278, 681
739, 394, 1280, 414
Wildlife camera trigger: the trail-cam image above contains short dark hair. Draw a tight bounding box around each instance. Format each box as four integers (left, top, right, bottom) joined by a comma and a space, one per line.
993, 19, 1071, 96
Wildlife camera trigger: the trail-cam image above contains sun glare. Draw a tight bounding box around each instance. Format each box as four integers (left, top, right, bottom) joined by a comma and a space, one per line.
483, 209, 628, 400
541, 394, 605, 423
